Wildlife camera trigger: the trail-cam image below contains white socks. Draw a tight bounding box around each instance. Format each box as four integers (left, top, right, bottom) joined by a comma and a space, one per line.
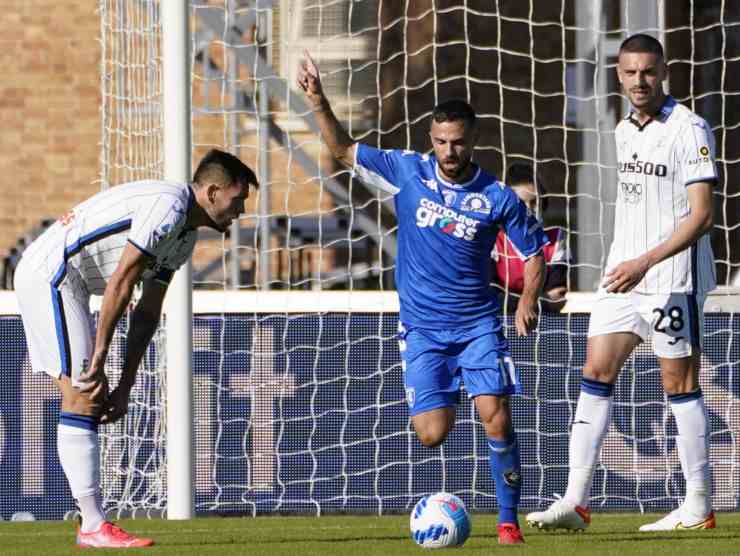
564, 384, 614, 508
57, 423, 105, 533
669, 391, 712, 517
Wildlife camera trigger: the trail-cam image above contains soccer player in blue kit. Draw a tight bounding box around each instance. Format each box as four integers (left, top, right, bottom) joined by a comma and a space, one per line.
298, 52, 547, 545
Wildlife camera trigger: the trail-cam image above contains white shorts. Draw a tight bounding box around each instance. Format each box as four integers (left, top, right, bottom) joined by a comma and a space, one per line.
14, 257, 93, 386
588, 290, 706, 359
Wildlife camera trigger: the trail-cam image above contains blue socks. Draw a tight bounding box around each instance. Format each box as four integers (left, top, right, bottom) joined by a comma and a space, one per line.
488, 435, 521, 525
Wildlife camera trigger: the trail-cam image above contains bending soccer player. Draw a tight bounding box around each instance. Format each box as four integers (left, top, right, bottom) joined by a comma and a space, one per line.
298, 51, 547, 545
526, 34, 717, 532
14, 150, 257, 548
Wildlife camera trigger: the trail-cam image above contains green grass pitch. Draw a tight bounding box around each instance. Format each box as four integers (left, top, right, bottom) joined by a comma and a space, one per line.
3, 513, 740, 555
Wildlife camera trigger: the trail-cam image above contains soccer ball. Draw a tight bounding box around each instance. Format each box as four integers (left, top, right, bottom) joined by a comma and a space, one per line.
410, 492, 471, 549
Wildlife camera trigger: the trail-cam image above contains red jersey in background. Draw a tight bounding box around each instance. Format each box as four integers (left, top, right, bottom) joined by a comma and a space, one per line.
492, 227, 568, 294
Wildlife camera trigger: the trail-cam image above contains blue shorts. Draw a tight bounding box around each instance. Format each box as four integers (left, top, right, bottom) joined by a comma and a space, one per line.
399, 320, 521, 416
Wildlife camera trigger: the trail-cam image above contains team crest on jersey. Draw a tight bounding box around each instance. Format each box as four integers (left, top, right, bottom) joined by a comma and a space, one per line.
460, 192, 491, 215
442, 190, 457, 206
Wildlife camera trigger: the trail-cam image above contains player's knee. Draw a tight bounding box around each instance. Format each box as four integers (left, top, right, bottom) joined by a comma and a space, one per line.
57, 379, 106, 418
413, 418, 453, 448
416, 428, 448, 448
66, 393, 105, 418
480, 411, 511, 439
661, 375, 696, 397
475, 395, 511, 438
481, 413, 511, 439
582, 361, 618, 383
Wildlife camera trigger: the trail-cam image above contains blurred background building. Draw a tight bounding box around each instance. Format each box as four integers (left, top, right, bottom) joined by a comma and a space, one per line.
2, 0, 738, 292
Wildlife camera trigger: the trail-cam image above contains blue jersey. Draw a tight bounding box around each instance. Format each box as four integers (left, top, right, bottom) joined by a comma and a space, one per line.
355, 143, 548, 328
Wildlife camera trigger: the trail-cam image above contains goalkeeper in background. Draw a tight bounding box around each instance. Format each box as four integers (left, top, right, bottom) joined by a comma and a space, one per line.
298, 51, 547, 545
526, 34, 717, 533
14, 150, 257, 548
491, 163, 569, 313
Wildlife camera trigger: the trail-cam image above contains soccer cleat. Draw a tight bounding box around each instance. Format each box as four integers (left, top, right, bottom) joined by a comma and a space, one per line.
76, 522, 155, 548
525, 497, 591, 531
638, 508, 715, 532
497, 522, 525, 544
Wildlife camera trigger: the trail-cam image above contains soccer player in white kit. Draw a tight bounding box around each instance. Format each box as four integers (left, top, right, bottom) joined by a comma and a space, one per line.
14, 149, 257, 548
526, 34, 717, 532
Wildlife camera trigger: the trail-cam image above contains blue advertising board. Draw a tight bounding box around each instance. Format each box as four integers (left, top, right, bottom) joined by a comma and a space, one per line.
1, 313, 737, 520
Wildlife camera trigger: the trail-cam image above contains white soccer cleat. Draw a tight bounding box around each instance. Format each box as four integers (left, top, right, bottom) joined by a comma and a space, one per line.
638, 507, 715, 532
76, 521, 155, 548
525, 497, 591, 531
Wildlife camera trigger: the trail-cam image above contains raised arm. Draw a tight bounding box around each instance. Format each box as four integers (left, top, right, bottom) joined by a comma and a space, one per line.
297, 50, 356, 168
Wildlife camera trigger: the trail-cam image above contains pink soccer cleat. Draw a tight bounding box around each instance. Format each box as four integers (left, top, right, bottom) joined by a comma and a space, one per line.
497, 522, 525, 544
76, 521, 155, 549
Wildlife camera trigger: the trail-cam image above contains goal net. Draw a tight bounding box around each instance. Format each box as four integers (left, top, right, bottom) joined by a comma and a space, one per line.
94, 0, 740, 517
1, 0, 738, 521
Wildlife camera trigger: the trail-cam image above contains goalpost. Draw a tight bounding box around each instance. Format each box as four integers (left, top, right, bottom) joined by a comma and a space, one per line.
1, 0, 737, 522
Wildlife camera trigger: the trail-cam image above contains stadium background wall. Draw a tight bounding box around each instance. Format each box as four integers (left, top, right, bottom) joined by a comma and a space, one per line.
0, 305, 737, 520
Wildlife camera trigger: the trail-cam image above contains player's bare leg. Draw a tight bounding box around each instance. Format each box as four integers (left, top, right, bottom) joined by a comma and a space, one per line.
640, 352, 714, 532
476, 395, 524, 544
527, 333, 640, 531
411, 406, 456, 448
55, 376, 154, 548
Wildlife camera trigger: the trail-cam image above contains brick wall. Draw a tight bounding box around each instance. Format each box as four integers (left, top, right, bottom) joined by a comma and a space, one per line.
0, 2, 101, 253
2, 3, 361, 289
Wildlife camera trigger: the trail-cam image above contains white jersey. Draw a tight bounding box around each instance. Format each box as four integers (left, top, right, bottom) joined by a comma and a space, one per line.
608, 96, 717, 294
21, 180, 197, 296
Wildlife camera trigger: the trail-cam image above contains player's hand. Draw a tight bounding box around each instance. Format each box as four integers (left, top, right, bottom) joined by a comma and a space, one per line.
515, 298, 539, 336
77, 353, 109, 403
296, 50, 325, 108
99, 383, 132, 424
602, 256, 650, 293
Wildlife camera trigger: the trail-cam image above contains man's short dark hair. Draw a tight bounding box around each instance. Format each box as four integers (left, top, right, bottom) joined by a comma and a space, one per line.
432, 99, 477, 128
506, 162, 548, 212
193, 149, 258, 189
619, 33, 664, 59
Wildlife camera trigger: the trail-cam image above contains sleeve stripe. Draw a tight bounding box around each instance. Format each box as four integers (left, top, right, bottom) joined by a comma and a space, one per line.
686, 176, 717, 186
519, 245, 547, 261
353, 161, 401, 195
127, 238, 155, 258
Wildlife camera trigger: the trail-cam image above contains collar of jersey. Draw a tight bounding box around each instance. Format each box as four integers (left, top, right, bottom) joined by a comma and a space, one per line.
624, 94, 676, 127
187, 184, 195, 214
183, 184, 196, 232
434, 162, 481, 189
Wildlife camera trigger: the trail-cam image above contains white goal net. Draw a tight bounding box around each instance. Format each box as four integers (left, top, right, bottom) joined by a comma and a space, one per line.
4, 0, 736, 521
